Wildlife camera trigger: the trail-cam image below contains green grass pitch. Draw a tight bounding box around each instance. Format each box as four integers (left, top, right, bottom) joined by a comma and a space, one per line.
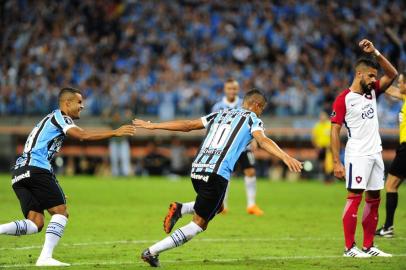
0, 175, 405, 269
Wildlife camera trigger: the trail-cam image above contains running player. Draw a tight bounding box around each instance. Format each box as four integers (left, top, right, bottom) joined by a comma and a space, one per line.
0, 87, 136, 266
375, 74, 406, 237
134, 89, 302, 267
331, 39, 398, 257
212, 78, 263, 215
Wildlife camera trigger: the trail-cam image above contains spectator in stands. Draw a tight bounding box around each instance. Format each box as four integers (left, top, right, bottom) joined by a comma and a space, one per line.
1, 1, 405, 121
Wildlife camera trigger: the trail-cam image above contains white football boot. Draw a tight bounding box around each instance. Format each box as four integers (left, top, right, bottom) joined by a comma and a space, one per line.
36, 257, 70, 267
343, 245, 372, 258
362, 246, 392, 257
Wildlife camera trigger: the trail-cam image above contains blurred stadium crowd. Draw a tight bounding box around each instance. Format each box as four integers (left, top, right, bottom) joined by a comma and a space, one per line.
1, 0, 405, 125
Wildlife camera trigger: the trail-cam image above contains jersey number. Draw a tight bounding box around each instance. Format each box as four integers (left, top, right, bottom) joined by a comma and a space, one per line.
205, 124, 231, 148
24, 126, 40, 153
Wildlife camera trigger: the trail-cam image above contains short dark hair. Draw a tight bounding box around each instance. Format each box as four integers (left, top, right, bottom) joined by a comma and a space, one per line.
225, 78, 237, 83
355, 57, 379, 70
243, 88, 267, 105
58, 87, 82, 103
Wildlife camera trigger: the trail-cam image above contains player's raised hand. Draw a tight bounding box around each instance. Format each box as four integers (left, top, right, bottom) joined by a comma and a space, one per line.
132, 119, 154, 129
115, 125, 136, 136
282, 156, 303, 173
359, 39, 376, 54
333, 162, 345, 180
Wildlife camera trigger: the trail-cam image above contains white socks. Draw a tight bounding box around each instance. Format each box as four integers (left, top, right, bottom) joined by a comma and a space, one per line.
38, 214, 68, 259
149, 221, 203, 255
244, 176, 257, 207
0, 219, 38, 235
181, 202, 195, 216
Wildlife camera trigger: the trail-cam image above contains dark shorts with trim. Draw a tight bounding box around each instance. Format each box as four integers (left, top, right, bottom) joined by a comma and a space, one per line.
234, 150, 256, 171
388, 142, 406, 178
12, 166, 66, 218
191, 173, 228, 221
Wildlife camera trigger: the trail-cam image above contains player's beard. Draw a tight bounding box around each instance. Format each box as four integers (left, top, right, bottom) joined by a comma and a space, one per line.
360, 79, 372, 94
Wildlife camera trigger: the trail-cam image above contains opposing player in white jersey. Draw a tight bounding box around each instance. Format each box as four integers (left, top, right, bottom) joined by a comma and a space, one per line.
331, 39, 398, 258
212, 78, 264, 216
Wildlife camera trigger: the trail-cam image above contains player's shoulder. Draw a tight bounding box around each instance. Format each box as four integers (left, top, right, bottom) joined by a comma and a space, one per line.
63, 115, 74, 125
52, 109, 75, 125
333, 89, 352, 104
336, 89, 351, 98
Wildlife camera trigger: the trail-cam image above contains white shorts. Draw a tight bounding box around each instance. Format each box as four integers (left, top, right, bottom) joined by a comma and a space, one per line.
344, 153, 385, 191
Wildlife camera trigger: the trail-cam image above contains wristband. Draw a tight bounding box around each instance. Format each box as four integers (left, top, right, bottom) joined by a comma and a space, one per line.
374, 49, 381, 57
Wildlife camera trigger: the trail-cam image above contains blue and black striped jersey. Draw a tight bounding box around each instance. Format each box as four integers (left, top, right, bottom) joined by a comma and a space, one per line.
191, 108, 264, 181
14, 109, 76, 172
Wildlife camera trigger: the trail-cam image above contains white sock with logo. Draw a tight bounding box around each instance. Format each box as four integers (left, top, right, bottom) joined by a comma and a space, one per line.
149, 221, 203, 255
38, 214, 68, 259
0, 219, 38, 235
244, 176, 257, 207
181, 202, 195, 216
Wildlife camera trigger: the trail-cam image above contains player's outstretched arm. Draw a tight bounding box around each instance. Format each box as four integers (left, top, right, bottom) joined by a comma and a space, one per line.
385, 74, 406, 100
330, 123, 345, 180
359, 39, 398, 90
252, 130, 302, 173
132, 118, 205, 132
67, 125, 136, 141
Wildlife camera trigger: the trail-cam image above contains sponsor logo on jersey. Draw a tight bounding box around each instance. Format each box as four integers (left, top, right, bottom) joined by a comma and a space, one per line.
192, 163, 216, 169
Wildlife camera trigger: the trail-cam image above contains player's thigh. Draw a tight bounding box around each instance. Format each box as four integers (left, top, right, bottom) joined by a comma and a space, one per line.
192, 174, 228, 221
30, 171, 66, 210
236, 150, 256, 172
388, 143, 406, 180
12, 181, 44, 218
366, 153, 385, 191
345, 155, 373, 190
12, 167, 44, 218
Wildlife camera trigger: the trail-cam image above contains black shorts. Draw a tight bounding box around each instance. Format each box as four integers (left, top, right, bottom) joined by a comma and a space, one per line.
388, 143, 406, 178
12, 166, 66, 218
191, 173, 228, 221
234, 150, 256, 171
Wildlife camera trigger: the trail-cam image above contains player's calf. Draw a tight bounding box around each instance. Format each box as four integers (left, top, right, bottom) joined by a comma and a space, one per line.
0, 219, 38, 236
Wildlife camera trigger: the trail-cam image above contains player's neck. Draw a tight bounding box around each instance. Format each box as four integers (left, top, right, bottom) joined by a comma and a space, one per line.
349, 81, 363, 94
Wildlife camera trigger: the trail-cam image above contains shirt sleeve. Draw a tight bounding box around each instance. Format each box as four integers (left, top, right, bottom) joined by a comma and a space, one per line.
52, 110, 76, 134
201, 112, 219, 128
374, 80, 383, 97
250, 114, 265, 134
330, 94, 346, 125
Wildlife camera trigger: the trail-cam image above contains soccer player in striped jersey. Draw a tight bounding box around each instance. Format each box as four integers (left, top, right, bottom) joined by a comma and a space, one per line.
331, 39, 398, 258
134, 89, 302, 267
376, 74, 406, 238
212, 78, 264, 216
0, 87, 136, 266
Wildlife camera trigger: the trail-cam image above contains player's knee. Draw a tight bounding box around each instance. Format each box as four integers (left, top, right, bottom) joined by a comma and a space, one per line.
31, 217, 44, 232
48, 204, 68, 217
244, 168, 256, 177
385, 175, 400, 192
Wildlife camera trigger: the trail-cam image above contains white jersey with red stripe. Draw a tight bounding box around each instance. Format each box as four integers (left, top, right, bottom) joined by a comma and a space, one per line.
330, 81, 383, 157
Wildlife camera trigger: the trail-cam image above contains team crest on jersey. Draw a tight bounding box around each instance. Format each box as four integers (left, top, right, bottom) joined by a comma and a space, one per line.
64, 116, 73, 125
355, 176, 362, 184
330, 111, 336, 118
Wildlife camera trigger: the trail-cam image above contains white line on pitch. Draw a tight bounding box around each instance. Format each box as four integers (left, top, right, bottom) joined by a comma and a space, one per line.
0, 236, 403, 251
1, 254, 405, 268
